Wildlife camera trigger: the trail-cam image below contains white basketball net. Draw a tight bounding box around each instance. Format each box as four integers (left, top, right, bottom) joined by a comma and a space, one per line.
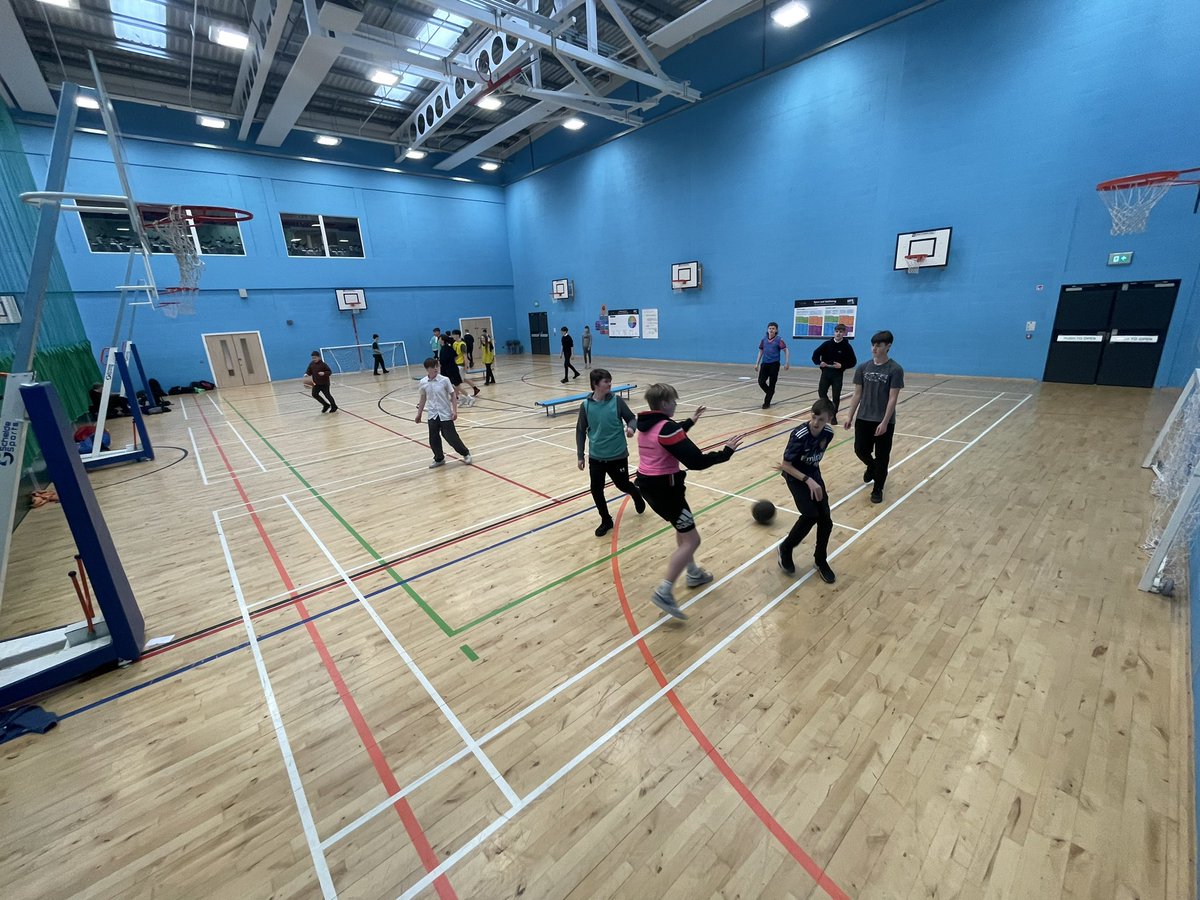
1099, 183, 1174, 235
1142, 380, 1200, 584
905, 255, 926, 275
149, 206, 204, 293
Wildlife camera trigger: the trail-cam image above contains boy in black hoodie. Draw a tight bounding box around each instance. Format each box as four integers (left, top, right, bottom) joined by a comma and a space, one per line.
635, 383, 744, 620
810, 323, 856, 423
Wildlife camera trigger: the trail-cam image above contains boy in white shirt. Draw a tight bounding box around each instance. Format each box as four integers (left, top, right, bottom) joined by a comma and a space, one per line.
415, 358, 473, 468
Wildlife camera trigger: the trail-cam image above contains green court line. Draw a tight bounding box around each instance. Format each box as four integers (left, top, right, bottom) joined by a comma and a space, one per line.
227, 401, 459, 641
459, 644, 479, 661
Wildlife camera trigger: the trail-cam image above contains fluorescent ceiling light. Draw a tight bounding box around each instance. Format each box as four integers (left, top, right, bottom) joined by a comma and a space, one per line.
771, 1, 810, 28
75, 95, 101, 109
382, 167, 402, 173
479, 161, 500, 171
197, 115, 228, 129
451, 176, 471, 182
209, 25, 250, 50
370, 70, 399, 87
405, 148, 427, 160
476, 95, 503, 111
315, 135, 341, 147
300, 156, 321, 163
562, 117, 586, 131
194, 142, 220, 150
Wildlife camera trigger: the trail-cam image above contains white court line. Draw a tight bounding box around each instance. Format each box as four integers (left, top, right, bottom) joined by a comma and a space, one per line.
213, 512, 336, 899
187, 427, 209, 486
206, 393, 224, 415
284, 495, 521, 810
895, 432, 969, 444
397, 391, 1032, 898
326, 391, 1021, 849
179, 398, 188, 420
225, 420, 268, 471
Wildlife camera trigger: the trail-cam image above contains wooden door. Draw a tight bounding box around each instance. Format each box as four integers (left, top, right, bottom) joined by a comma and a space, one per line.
203, 332, 271, 388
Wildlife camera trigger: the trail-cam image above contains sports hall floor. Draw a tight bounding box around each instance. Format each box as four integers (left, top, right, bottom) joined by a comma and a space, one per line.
0, 355, 1192, 899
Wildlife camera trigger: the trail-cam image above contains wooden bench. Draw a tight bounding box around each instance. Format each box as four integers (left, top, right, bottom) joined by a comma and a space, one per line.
535, 383, 637, 417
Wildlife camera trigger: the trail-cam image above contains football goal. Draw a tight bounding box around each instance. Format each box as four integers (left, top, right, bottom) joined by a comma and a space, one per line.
320, 341, 410, 378
1139, 368, 1200, 595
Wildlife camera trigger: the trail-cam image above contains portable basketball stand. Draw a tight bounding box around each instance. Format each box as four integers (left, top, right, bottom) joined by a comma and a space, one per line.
83, 342, 155, 470
0, 64, 146, 707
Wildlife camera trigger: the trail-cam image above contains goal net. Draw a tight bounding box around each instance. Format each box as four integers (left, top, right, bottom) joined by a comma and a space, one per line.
1140, 368, 1200, 594
320, 342, 410, 378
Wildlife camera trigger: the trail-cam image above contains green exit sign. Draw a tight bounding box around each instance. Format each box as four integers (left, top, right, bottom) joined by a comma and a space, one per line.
1108, 251, 1134, 266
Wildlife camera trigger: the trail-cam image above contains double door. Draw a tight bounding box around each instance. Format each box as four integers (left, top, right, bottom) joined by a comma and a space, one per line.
1043, 280, 1178, 388
528, 312, 551, 355
203, 332, 271, 389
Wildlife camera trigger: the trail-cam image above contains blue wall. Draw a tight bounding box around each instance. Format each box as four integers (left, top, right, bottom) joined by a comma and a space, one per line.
17, 129, 515, 386
506, 0, 1200, 386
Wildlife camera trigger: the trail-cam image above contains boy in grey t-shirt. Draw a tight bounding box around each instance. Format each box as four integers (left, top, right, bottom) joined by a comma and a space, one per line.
843, 330, 904, 504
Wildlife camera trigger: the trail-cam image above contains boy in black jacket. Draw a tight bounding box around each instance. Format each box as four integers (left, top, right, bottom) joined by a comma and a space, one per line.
810, 323, 856, 423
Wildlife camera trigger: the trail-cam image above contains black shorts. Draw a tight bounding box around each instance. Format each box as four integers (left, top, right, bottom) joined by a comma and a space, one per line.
636, 472, 695, 533
446, 368, 463, 386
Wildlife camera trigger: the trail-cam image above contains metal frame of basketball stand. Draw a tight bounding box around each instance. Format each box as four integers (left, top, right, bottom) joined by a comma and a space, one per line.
84, 343, 156, 470
0, 61, 146, 704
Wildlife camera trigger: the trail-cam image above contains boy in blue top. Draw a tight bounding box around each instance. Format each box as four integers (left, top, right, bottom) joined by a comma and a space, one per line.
576, 368, 645, 536
753, 321, 789, 409
778, 398, 837, 583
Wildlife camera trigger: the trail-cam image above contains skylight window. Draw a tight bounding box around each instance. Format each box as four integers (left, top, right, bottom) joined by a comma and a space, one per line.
373, 73, 426, 108
110, 0, 169, 59
414, 9, 470, 56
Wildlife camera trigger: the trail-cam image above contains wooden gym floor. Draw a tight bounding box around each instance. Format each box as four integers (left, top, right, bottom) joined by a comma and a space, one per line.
0, 356, 1192, 899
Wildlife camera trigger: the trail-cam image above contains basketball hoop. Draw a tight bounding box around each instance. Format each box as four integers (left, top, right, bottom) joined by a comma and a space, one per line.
146, 205, 253, 298
904, 253, 928, 275
1096, 168, 1200, 235
672, 280, 688, 293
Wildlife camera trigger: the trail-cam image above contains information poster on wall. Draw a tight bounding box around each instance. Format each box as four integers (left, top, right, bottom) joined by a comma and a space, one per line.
793, 297, 858, 339
608, 308, 641, 338
643, 308, 659, 339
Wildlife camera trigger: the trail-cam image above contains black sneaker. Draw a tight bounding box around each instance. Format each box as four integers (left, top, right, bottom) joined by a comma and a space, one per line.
777, 547, 795, 575
633, 494, 646, 514
815, 561, 836, 583
561, 378, 569, 384
870, 490, 883, 504
762, 401, 770, 409
595, 519, 613, 537
863, 462, 874, 483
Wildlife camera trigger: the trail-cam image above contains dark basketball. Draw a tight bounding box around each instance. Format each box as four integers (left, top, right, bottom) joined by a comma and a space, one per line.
751, 499, 775, 524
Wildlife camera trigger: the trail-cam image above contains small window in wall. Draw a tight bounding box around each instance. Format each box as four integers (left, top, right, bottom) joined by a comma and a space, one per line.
79, 202, 245, 255
281, 213, 364, 258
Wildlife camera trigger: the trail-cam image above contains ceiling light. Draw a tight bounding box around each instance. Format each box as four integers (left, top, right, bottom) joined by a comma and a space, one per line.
771, 1, 810, 28
476, 95, 503, 111
562, 117, 586, 131
452, 177, 471, 182
370, 70, 399, 87
75, 95, 100, 110
36, 0, 77, 8
210, 26, 250, 50
479, 161, 500, 172
405, 148, 427, 160
194, 143, 220, 150
382, 167, 402, 173
300, 156, 321, 163
315, 135, 341, 147
197, 114, 228, 129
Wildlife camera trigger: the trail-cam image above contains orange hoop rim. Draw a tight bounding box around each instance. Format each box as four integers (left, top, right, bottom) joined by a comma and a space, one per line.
1097, 168, 1200, 191
160, 287, 199, 295
146, 205, 254, 228
904, 253, 929, 262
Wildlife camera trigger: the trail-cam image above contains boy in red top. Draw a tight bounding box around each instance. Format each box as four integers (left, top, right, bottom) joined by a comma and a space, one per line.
305, 350, 337, 413
635, 383, 744, 620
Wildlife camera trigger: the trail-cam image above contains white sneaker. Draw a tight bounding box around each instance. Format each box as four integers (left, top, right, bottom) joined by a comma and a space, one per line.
650, 586, 688, 620
429, 459, 445, 468
685, 568, 713, 588
463, 454, 473, 464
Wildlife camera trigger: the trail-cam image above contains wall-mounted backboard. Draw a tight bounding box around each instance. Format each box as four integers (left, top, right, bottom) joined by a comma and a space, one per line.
671, 261, 702, 290
335, 288, 367, 311
551, 278, 574, 301
893, 227, 952, 271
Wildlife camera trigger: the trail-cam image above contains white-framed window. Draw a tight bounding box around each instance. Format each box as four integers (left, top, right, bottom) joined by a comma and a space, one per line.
78, 203, 246, 255
280, 213, 364, 258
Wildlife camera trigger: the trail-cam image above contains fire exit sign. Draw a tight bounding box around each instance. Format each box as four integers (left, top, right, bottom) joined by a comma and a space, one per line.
1108, 251, 1134, 266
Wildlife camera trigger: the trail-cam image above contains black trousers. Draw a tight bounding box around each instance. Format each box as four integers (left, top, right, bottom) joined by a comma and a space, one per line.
589, 457, 642, 521
563, 352, 580, 380
484, 363, 495, 384
583, 346, 592, 366
427, 418, 469, 461
854, 418, 895, 491
758, 361, 780, 405
311, 384, 336, 410
817, 368, 845, 416
781, 477, 832, 565
373, 352, 388, 374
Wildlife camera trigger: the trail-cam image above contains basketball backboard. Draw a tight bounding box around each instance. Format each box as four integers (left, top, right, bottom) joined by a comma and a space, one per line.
894, 227, 951, 271
671, 261, 702, 290
335, 288, 367, 311
551, 278, 573, 301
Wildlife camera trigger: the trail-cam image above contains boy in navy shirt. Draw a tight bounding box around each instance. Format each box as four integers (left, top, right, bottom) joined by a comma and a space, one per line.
778, 398, 837, 583
754, 321, 789, 409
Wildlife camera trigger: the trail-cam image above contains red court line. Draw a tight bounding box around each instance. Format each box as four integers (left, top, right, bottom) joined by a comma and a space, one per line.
195, 400, 457, 899
343, 407, 552, 498
609, 498, 849, 900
